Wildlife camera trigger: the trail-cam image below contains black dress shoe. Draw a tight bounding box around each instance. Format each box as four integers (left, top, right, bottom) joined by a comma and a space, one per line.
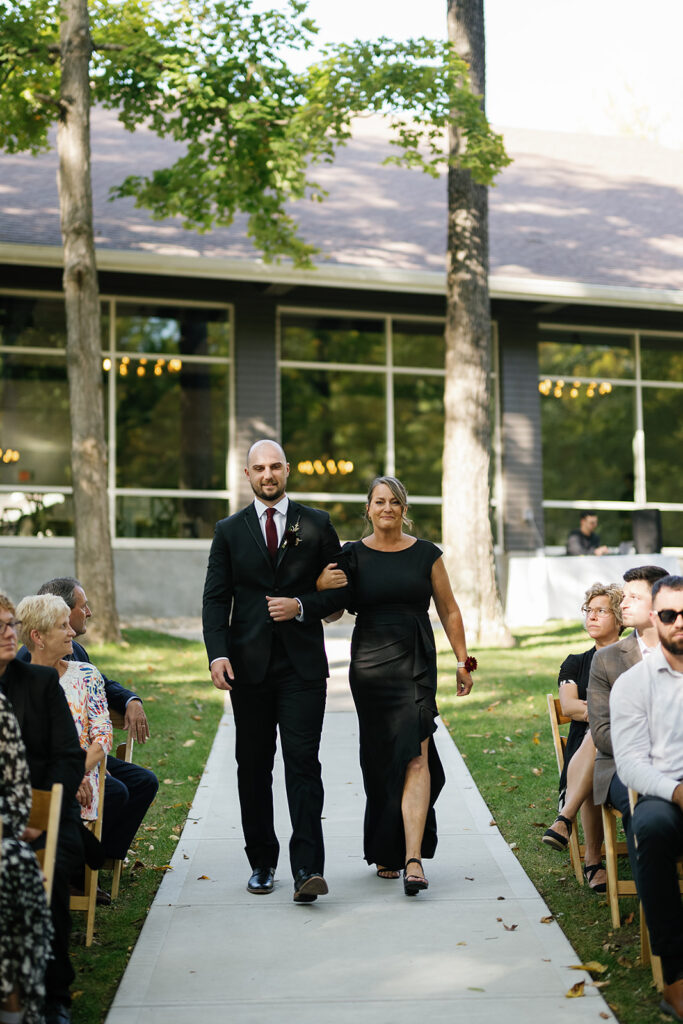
45, 1002, 72, 1024
293, 869, 328, 903
247, 867, 275, 894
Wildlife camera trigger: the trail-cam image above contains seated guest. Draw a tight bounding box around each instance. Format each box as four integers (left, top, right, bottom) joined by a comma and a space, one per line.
566, 511, 608, 556
0, 690, 54, 1024
542, 583, 623, 891
16, 595, 113, 828
587, 564, 670, 884
19, 577, 158, 867
611, 574, 683, 1021
0, 594, 85, 1024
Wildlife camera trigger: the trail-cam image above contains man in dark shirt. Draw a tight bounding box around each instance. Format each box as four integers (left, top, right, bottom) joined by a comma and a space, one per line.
566, 511, 608, 556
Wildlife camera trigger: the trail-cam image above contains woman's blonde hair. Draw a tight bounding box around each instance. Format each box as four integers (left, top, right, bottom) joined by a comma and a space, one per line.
16, 594, 71, 650
364, 476, 413, 533
581, 582, 624, 633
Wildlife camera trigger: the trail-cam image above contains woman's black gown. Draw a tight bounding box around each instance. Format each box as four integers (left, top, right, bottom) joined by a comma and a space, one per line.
341, 539, 446, 870
557, 647, 596, 808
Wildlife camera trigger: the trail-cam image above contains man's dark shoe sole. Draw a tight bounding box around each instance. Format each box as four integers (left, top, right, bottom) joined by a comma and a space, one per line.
293, 874, 328, 903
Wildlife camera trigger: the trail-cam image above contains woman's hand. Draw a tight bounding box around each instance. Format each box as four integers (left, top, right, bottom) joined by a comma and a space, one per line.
76, 775, 93, 807
316, 562, 347, 591
22, 826, 43, 842
456, 667, 473, 696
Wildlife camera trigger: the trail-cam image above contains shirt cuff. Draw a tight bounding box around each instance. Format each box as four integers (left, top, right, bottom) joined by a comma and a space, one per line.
210, 657, 228, 667
125, 696, 142, 707
295, 598, 304, 622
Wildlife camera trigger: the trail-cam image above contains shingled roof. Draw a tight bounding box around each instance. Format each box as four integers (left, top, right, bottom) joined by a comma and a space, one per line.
2, 108, 683, 302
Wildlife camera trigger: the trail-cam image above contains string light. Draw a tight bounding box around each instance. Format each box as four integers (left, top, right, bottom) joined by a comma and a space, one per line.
297, 459, 354, 476
538, 378, 615, 399
102, 355, 183, 377
0, 448, 20, 463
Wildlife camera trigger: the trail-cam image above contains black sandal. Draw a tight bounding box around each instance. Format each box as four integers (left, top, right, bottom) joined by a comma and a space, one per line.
584, 862, 607, 893
541, 814, 572, 851
403, 858, 429, 896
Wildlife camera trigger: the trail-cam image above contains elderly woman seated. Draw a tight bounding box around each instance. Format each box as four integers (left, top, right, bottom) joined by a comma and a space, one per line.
542, 582, 624, 892
16, 595, 112, 828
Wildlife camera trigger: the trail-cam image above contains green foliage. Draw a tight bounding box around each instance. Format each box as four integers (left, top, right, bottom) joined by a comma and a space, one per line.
0, 0, 509, 266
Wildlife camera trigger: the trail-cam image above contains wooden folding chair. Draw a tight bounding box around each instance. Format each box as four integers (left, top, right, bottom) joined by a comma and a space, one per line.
70, 766, 106, 946
627, 790, 683, 990
28, 783, 64, 905
601, 803, 636, 928
546, 694, 585, 885
105, 708, 135, 899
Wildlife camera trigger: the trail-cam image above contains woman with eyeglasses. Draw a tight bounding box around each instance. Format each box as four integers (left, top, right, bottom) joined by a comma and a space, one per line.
542, 582, 623, 891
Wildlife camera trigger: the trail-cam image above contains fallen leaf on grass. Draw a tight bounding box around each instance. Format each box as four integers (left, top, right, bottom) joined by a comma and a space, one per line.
540, 915, 554, 924
591, 981, 610, 989
486, 701, 500, 712
532, 767, 543, 776
568, 961, 607, 976
182, 739, 196, 747
532, 732, 540, 744
565, 981, 585, 998
145, 695, 157, 702
616, 956, 634, 969
531, 822, 548, 828
623, 911, 634, 926
71, 991, 84, 1000
191, 714, 202, 721
489, 819, 496, 826
152, 864, 173, 872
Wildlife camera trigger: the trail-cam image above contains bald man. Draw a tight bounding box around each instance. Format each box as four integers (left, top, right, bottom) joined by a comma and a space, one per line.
202, 440, 347, 903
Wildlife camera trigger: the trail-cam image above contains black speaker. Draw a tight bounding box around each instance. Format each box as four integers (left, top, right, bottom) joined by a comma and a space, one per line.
632, 508, 662, 554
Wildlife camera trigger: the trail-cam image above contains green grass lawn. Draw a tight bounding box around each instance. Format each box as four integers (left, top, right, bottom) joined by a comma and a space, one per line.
72, 623, 662, 1024
437, 621, 663, 1024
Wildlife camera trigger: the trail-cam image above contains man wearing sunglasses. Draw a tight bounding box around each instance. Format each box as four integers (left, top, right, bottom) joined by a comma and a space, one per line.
611, 575, 683, 1021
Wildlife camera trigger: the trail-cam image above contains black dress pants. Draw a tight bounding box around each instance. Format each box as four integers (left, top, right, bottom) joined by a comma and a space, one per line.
632, 796, 683, 985
103, 756, 159, 860
229, 639, 326, 878
608, 773, 639, 889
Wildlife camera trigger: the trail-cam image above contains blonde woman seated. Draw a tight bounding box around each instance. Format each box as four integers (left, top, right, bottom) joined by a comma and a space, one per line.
542, 582, 623, 891
16, 595, 112, 825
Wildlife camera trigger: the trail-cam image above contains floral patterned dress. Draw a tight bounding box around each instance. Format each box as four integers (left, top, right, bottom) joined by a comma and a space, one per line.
58, 661, 113, 820
0, 690, 54, 1024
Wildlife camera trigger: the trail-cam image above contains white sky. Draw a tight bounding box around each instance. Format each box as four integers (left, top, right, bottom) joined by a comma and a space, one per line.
254, 0, 683, 146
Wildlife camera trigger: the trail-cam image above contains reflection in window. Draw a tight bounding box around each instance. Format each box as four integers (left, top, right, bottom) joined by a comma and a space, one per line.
642, 387, 683, 504
282, 368, 385, 493
641, 336, 683, 383
541, 386, 634, 502
115, 305, 230, 357
0, 491, 73, 537
539, 331, 634, 379
281, 316, 385, 364
393, 321, 445, 369
116, 496, 227, 539
542, 508, 633, 549
115, 359, 229, 490
394, 375, 444, 495
0, 353, 71, 487
0, 297, 67, 349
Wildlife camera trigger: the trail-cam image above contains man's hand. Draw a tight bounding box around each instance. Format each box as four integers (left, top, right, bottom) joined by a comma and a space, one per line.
124, 699, 151, 743
211, 658, 234, 691
76, 776, 93, 807
266, 596, 300, 622
316, 562, 347, 591
22, 826, 43, 842
673, 783, 683, 811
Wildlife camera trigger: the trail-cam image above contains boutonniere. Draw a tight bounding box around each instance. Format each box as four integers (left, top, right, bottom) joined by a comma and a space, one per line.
281, 518, 302, 550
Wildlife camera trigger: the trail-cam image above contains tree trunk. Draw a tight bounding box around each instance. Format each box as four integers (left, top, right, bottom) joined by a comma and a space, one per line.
58, 0, 120, 641
443, 0, 511, 646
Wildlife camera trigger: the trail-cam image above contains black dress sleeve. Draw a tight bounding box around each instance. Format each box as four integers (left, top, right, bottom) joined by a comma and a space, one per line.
558, 653, 581, 688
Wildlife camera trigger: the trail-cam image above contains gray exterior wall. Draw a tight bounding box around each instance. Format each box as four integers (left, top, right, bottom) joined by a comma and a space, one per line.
499, 316, 545, 551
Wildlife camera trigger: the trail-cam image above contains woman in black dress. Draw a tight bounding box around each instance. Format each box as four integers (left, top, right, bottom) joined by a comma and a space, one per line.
542, 582, 623, 890
319, 476, 474, 896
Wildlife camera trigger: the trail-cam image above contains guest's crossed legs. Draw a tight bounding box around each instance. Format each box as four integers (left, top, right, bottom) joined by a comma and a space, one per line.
230, 670, 326, 878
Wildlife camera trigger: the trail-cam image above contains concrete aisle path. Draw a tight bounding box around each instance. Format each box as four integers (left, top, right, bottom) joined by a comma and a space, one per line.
107, 630, 612, 1024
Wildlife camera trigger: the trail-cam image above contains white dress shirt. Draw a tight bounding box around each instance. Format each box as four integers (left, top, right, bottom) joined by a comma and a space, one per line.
611, 645, 683, 802
254, 495, 289, 548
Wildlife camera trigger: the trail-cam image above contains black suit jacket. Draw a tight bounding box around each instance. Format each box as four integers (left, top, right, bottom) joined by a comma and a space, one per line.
1, 658, 85, 822
202, 500, 347, 684
17, 640, 140, 717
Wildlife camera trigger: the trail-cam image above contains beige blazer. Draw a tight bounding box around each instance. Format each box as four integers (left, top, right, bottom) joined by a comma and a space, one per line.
587, 631, 642, 805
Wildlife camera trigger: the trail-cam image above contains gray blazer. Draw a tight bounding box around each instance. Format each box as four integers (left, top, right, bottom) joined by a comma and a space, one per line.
587, 631, 641, 804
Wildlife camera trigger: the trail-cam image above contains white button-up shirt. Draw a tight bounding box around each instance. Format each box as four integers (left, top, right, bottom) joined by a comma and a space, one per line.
611, 645, 683, 802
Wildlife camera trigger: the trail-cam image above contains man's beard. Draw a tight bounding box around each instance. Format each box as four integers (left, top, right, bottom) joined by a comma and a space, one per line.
251, 480, 285, 502
661, 634, 683, 656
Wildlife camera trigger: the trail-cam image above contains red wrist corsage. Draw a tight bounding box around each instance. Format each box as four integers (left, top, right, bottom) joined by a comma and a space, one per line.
457, 656, 478, 672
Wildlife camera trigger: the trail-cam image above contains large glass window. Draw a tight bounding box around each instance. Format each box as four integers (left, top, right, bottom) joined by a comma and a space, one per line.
279, 312, 446, 542
0, 294, 232, 539
539, 326, 683, 549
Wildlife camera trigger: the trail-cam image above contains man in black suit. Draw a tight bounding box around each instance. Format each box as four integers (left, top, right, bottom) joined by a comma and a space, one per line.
203, 439, 347, 902
18, 577, 158, 867
0, 593, 85, 1024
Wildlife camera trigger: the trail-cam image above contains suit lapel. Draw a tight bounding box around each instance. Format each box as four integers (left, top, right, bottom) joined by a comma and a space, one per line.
243, 504, 272, 570
620, 631, 642, 671
4, 661, 27, 730
276, 501, 300, 570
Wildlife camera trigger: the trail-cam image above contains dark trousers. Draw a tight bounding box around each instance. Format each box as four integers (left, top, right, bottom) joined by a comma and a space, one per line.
103, 756, 159, 860
608, 773, 639, 889
632, 796, 683, 985
33, 813, 84, 1007
229, 640, 326, 878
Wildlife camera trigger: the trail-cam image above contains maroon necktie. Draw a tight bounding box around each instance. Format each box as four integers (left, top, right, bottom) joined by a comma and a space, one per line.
265, 507, 278, 559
